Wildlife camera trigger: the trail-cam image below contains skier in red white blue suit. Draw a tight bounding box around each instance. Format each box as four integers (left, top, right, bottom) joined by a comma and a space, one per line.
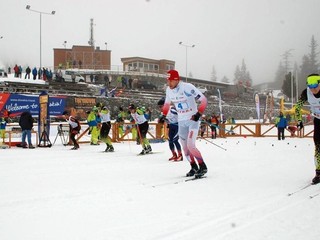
162, 70, 208, 178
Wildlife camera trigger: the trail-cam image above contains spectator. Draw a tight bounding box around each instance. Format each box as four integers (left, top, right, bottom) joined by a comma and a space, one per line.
129, 78, 133, 89
18, 65, 22, 78
25, 66, 31, 79
32, 67, 37, 80
13, 64, 19, 77
275, 112, 287, 140
18, 111, 35, 149
38, 68, 42, 79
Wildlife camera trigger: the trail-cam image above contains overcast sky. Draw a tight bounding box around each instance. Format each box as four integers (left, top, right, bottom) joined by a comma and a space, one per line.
1, 0, 320, 84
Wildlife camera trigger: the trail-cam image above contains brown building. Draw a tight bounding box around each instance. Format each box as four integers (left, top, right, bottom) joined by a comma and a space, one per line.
121, 57, 175, 75
53, 45, 111, 70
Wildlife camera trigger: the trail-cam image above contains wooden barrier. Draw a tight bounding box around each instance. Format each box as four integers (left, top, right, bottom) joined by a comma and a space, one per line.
4, 130, 38, 148
3, 122, 314, 148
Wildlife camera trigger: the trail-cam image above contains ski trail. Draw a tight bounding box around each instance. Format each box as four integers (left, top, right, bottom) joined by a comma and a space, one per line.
151, 193, 314, 240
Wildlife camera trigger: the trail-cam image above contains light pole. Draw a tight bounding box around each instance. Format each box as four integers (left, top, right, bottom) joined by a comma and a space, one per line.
105, 42, 108, 50
179, 41, 195, 82
26, 5, 55, 68
63, 40, 67, 49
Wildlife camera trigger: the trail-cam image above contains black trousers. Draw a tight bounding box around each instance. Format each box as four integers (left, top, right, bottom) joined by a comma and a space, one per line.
138, 121, 149, 139
277, 127, 285, 140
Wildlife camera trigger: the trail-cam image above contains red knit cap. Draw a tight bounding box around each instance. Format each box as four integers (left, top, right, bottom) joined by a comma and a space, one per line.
167, 70, 180, 81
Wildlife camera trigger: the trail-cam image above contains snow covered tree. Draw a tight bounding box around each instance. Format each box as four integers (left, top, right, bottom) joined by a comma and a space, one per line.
308, 35, 319, 72
210, 65, 218, 82
273, 62, 286, 89
221, 75, 230, 83
233, 59, 252, 87
298, 35, 319, 93
282, 72, 297, 100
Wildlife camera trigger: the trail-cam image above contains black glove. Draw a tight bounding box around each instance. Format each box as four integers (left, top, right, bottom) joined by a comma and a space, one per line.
297, 121, 303, 130
191, 112, 201, 122
159, 115, 166, 124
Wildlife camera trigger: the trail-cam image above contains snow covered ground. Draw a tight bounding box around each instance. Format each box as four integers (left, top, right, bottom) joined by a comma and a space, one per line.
1, 133, 320, 240
0, 74, 47, 85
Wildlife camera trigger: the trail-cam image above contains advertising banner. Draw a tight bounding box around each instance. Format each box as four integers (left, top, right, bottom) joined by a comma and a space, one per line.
0, 93, 66, 117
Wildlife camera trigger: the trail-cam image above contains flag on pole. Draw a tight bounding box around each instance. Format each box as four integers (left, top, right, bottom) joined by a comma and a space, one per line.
217, 89, 223, 121
254, 93, 260, 123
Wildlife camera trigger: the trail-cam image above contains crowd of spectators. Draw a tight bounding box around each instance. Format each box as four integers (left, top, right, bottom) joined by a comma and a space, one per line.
6, 64, 53, 81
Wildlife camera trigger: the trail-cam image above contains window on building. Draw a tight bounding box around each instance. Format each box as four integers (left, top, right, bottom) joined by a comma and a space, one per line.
133, 62, 138, 70
166, 64, 174, 71
144, 63, 149, 70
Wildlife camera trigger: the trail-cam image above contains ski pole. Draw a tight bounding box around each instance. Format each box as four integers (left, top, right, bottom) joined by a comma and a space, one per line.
198, 137, 227, 151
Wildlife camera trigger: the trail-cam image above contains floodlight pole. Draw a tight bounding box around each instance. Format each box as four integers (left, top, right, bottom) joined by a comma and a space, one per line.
26, 5, 55, 69
179, 42, 195, 82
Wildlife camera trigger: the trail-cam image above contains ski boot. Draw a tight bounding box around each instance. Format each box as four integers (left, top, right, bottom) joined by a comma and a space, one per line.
312, 170, 320, 184
174, 154, 183, 162
169, 153, 177, 161
139, 147, 147, 155
108, 145, 114, 152
195, 162, 208, 178
104, 145, 110, 152
186, 163, 199, 177
145, 145, 152, 153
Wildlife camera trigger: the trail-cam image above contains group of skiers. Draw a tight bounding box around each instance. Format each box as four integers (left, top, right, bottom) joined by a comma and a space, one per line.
63, 104, 115, 152
62, 70, 209, 178
61, 70, 320, 183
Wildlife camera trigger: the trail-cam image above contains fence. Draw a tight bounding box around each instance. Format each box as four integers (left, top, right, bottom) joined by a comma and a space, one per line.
3, 122, 313, 147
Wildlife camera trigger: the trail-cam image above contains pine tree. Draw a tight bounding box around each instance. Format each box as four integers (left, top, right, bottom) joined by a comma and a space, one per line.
273, 62, 286, 89
298, 35, 319, 93
309, 35, 319, 72
233, 59, 252, 87
234, 65, 241, 84
221, 76, 230, 83
282, 72, 297, 100
210, 65, 217, 82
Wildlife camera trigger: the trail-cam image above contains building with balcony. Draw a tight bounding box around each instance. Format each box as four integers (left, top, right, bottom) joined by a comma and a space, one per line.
121, 57, 175, 74
53, 45, 111, 70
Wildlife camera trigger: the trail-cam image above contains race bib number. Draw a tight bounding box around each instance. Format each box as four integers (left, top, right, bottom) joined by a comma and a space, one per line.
177, 102, 189, 111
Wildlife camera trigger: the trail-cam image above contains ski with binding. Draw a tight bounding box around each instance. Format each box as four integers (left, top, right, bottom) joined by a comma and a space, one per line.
150, 175, 207, 188
287, 183, 313, 196
185, 176, 207, 182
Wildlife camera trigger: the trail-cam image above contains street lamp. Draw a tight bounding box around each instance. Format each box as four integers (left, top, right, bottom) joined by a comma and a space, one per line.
105, 42, 108, 50
63, 40, 67, 49
26, 5, 55, 68
179, 41, 195, 82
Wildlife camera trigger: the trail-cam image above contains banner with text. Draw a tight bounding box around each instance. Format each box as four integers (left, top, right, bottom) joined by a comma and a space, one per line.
0, 93, 66, 117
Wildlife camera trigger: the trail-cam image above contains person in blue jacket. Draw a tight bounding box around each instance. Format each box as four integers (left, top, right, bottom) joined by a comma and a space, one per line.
275, 112, 288, 140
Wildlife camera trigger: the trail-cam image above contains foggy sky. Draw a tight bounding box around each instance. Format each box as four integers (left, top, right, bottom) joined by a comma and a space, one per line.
1, 0, 320, 85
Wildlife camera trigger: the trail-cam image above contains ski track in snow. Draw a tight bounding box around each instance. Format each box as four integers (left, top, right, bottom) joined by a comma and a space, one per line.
152, 187, 319, 240
1, 136, 320, 240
